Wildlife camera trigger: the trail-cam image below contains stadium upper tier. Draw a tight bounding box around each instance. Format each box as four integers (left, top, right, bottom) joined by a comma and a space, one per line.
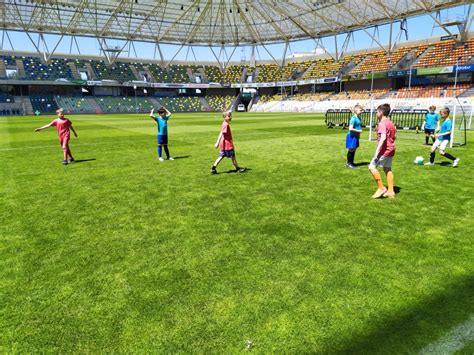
1, 37, 473, 84
1, 0, 465, 46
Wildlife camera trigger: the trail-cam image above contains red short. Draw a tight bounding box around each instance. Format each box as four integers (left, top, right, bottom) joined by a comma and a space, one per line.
59, 135, 70, 147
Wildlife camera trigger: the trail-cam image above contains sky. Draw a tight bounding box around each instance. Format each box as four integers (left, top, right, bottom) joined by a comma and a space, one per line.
1, 4, 473, 63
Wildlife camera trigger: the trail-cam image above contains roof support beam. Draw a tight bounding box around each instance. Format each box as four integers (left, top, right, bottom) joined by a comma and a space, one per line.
313, 37, 336, 61
209, 46, 224, 72
164, 44, 185, 69
281, 41, 289, 69
459, 3, 473, 42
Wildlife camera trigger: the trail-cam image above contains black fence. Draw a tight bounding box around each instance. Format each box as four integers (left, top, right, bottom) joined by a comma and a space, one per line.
325, 109, 429, 130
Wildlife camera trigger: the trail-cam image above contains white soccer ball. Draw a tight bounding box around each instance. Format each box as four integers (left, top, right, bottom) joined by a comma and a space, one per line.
414, 156, 424, 165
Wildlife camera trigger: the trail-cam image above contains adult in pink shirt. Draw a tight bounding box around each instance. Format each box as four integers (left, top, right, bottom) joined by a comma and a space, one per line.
211, 111, 246, 174
34, 108, 78, 165
369, 103, 396, 199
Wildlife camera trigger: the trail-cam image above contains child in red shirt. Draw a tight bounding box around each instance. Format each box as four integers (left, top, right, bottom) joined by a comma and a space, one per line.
369, 103, 396, 199
34, 108, 78, 165
211, 111, 245, 174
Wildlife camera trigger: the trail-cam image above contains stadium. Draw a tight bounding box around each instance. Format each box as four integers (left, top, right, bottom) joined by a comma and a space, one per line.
1, 0, 473, 352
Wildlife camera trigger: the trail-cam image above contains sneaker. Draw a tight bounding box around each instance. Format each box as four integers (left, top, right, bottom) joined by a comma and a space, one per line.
237, 167, 246, 173
453, 158, 460, 167
424, 162, 435, 166
67, 158, 75, 163
62, 160, 68, 165
210, 167, 217, 175
346, 163, 357, 169
158, 157, 164, 161
371, 188, 387, 199
383, 191, 396, 199
167, 157, 175, 161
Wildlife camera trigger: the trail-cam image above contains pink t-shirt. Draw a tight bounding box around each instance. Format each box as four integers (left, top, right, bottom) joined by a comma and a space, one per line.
376, 118, 396, 157
50, 118, 72, 140
220, 121, 234, 150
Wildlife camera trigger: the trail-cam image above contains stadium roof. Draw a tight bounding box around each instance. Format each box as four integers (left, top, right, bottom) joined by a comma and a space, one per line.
0, 0, 469, 47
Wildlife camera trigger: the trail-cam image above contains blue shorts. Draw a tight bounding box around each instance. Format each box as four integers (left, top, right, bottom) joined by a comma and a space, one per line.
220, 149, 235, 158
345, 135, 359, 149
424, 128, 435, 135
157, 135, 168, 145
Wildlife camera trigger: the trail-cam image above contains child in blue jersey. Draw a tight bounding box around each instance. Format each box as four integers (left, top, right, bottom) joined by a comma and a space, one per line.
150, 106, 174, 161
345, 104, 363, 168
421, 105, 440, 145
425, 107, 460, 167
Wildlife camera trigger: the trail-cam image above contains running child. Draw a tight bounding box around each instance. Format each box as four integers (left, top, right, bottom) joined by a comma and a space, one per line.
369, 103, 397, 199
421, 105, 440, 145
346, 104, 364, 168
425, 107, 460, 167
34, 108, 77, 165
150, 106, 174, 161
211, 111, 245, 175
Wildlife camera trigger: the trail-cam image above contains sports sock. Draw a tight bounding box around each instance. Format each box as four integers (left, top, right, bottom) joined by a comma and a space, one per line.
158, 145, 162, 157
430, 152, 435, 164
386, 171, 394, 193
351, 151, 356, 165
425, 136, 429, 145
347, 151, 351, 164
443, 152, 456, 161
164, 146, 170, 159
371, 170, 385, 190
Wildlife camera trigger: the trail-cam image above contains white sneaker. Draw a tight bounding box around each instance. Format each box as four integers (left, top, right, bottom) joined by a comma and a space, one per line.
453, 158, 460, 167
168, 157, 175, 161
424, 162, 434, 166
159, 157, 164, 161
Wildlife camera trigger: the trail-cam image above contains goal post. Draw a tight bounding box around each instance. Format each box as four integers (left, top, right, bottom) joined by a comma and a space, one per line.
450, 100, 472, 148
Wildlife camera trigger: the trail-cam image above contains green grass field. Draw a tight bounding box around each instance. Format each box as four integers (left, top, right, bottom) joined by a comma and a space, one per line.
1, 112, 473, 353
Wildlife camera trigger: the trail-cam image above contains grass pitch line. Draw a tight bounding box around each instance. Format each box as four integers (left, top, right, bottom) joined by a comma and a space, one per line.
419, 314, 474, 354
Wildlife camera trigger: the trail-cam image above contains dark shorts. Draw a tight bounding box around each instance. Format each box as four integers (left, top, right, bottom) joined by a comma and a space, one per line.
345, 135, 359, 149
220, 149, 235, 158
424, 128, 435, 135
157, 135, 168, 145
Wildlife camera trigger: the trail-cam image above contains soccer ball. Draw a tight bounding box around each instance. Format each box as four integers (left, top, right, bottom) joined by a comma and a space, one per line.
414, 156, 424, 165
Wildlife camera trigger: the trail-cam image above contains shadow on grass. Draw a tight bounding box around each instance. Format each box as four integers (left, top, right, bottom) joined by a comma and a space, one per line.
394, 186, 402, 194
440, 161, 452, 166
333, 276, 474, 354
72, 159, 96, 164
172, 155, 191, 160
221, 168, 252, 174
354, 161, 370, 167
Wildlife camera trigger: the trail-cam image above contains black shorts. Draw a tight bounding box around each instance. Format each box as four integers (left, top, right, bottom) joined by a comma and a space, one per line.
424, 129, 435, 135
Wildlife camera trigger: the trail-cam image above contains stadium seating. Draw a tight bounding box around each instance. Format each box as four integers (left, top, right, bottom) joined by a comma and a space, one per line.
30, 94, 58, 113
204, 65, 224, 83
392, 84, 471, 99
224, 65, 245, 83
0, 93, 14, 103
157, 96, 203, 112
92, 60, 136, 81
55, 96, 95, 114
280, 60, 313, 80
328, 89, 389, 101
206, 95, 234, 111
95, 96, 155, 113
414, 38, 474, 68
286, 92, 333, 101
255, 64, 284, 82
23, 57, 73, 80
146, 64, 172, 83
169, 64, 191, 83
